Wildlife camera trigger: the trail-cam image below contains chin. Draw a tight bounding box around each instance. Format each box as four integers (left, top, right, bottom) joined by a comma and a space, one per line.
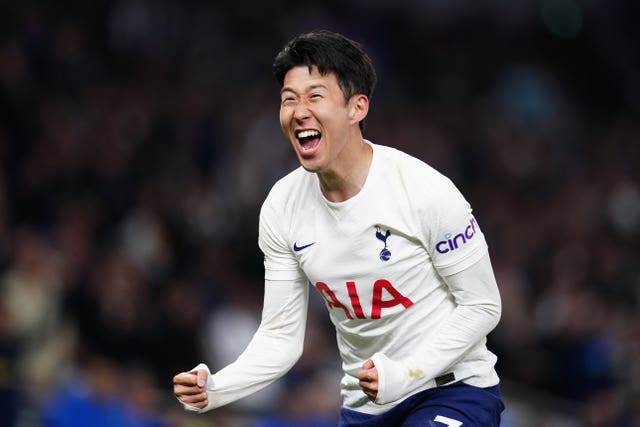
300, 163, 320, 173
298, 157, 323, 173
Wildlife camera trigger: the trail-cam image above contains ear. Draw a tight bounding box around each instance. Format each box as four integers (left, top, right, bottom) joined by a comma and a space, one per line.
348, 94, 369, 126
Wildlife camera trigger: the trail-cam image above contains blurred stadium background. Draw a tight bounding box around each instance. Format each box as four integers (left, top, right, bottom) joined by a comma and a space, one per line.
1, 0, 638, 426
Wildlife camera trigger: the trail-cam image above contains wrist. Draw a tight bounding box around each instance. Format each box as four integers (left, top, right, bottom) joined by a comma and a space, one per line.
371, 353, 417, 404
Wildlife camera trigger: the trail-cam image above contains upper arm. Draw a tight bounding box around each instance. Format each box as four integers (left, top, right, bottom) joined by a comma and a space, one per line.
259, 192, 304, 282
418, 177, 488, 277
260, 277, 310, 337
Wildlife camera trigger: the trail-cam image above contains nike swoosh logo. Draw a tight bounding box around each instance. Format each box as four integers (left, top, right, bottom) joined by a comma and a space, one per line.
293, 241, 316, 252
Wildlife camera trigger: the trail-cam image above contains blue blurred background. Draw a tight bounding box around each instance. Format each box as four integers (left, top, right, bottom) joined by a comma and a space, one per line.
0, 1, 638, 426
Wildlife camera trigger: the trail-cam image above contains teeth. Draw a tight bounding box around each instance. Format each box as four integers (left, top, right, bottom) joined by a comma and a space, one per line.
297, 130, 320, 139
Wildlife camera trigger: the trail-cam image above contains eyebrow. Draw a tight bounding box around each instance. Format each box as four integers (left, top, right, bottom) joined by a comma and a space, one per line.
280, 83, 328, 96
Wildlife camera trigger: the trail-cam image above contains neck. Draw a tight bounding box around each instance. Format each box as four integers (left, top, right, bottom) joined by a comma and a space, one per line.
318, 139, 373, 202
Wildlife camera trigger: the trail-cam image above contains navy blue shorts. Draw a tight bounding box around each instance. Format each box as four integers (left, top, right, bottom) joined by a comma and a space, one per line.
338, 382, 505, 427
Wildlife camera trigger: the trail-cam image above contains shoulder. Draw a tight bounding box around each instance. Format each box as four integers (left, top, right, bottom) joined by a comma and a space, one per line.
261, 166, 314, 216
371, 142, 456, 196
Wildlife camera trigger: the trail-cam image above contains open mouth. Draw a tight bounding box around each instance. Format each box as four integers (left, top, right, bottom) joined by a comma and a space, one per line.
295, 129, 322, 152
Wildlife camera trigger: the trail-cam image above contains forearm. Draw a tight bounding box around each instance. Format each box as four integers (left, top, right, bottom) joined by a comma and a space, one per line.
373, 253, 501, 403
197, 278, 309, 411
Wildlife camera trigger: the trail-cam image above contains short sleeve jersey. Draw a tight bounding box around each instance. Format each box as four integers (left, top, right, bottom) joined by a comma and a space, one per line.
258, 142, 497, 412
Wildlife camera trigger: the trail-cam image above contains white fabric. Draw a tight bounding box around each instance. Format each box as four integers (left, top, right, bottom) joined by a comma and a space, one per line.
369, 253, 501, 405
189, 277, 309, 413
193, 141, 501, 415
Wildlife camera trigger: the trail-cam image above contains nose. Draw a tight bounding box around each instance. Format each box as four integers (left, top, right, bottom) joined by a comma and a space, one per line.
293, 101, 311, 122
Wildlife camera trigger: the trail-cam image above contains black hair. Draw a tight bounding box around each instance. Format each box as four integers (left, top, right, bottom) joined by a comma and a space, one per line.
273, 30, 377, 129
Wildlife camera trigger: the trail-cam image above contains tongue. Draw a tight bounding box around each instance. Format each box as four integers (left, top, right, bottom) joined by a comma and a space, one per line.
300, 136, 321, 151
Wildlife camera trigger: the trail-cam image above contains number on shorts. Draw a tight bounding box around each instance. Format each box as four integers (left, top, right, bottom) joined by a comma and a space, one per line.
434, 415, 462, 426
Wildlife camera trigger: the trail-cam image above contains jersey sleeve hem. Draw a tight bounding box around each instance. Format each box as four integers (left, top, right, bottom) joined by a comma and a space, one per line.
433, 241, 488, 277
264, 268, 305, 281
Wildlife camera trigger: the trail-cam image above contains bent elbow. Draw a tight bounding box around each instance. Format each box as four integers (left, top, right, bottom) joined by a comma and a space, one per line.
265, 335, 304, 374
285, 345, 304, 369
473, 297, 501, 331
486, 298, 502, 329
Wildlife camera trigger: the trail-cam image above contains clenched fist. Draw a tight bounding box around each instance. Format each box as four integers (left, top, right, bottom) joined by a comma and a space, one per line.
173, 368, 209, 411
357, 359, 379, 401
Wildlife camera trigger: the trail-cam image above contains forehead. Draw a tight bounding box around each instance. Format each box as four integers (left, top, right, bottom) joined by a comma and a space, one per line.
281, 65, 339, 92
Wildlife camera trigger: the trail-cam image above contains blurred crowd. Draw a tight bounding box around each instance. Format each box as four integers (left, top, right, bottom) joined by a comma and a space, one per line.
1, 1, 639, 426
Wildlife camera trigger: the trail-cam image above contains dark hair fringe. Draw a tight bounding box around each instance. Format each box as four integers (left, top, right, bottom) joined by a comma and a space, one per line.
273, 30, 377, 103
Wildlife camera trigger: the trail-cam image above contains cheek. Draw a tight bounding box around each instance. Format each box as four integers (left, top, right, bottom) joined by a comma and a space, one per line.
279, 110, 289, 132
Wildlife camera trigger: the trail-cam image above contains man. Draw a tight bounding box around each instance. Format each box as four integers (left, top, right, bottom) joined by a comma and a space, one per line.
174, 30, 505, 426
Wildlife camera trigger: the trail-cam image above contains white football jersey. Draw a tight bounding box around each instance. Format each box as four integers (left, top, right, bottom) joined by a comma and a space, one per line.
259, 141, 499, 413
